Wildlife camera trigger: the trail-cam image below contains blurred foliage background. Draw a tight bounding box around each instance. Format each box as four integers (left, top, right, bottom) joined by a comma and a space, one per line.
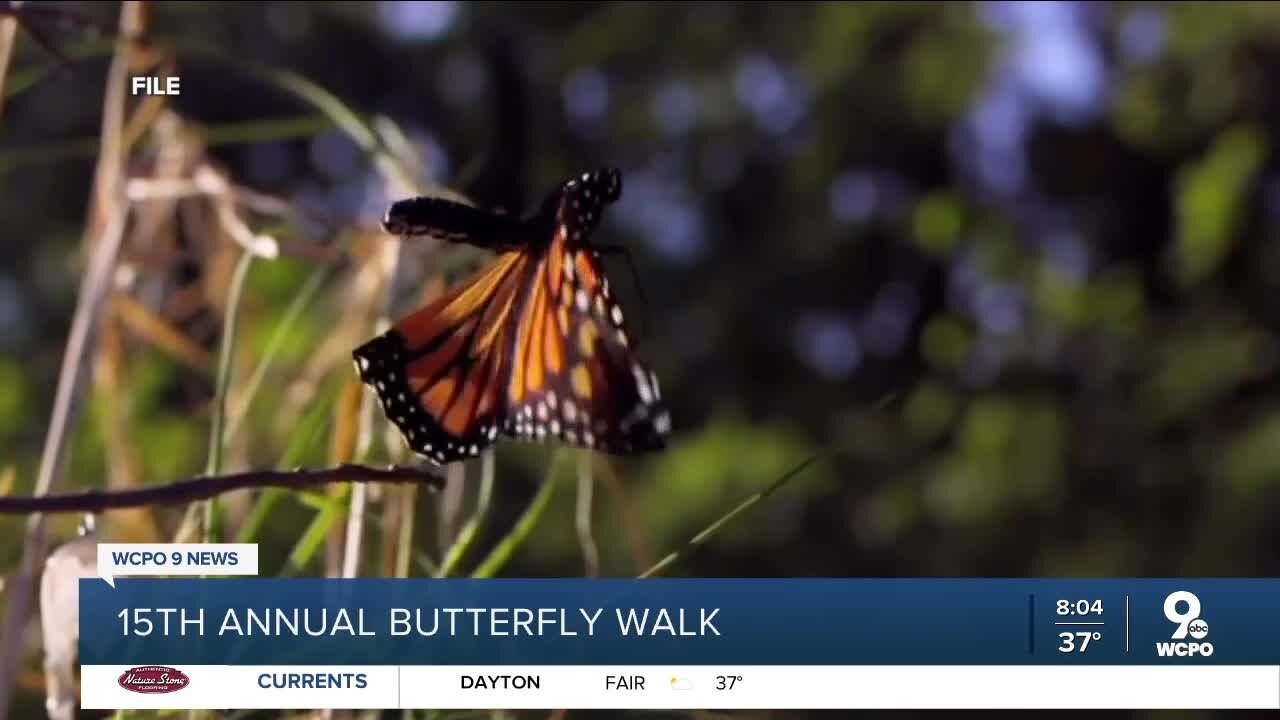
2, 1, 1280, 718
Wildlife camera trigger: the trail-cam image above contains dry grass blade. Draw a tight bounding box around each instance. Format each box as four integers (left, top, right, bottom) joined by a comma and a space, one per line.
201, 249, 259, 543
110, 293, 214, 374
0, 7, 146, 712
638, 454, 820, 579
434, 452, 495, 578
576, 453, 599, 577
225, 265, 333, 444
38, 521, 97, 720
0, 201, 130, 716
0, 1, 19, 122
340, 373, 375, 579
470, 451, 566, 580
596, 459, 655, 574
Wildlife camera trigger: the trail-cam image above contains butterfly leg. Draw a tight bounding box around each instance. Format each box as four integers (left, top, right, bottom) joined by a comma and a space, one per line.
592, 243, 651, 343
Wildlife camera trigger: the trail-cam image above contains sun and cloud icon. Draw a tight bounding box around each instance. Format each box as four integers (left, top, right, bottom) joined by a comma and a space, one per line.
670, 677, 694, 691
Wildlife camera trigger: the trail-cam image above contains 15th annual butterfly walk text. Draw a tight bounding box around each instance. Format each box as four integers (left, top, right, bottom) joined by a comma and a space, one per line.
114, 606, 722, 638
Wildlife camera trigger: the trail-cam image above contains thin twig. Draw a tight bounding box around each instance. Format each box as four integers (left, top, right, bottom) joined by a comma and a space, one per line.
637, 454, 820, 579
575, 453, 599, 577
0, 465, 443, 515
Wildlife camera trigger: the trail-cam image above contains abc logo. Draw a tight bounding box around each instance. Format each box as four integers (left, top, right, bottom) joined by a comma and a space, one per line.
1155, 591, 1214, 658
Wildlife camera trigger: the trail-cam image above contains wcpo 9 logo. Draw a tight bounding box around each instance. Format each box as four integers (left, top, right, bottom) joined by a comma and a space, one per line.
1156, 590, 1213, 658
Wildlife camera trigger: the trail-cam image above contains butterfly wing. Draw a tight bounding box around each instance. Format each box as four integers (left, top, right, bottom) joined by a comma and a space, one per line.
383, 195, 531, 252
500, 170, 672, 455
353, 249, 534, 465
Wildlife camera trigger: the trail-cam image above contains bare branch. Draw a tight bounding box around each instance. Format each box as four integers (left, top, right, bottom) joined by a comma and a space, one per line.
0, 465, 444, 516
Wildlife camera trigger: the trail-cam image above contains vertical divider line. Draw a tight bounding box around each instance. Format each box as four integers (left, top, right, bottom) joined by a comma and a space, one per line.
1028, 593, 1035, 654
1125, 595, 1130, 654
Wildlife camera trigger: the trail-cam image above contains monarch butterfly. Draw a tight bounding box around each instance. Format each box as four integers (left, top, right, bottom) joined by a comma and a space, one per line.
352, 169, 672, 466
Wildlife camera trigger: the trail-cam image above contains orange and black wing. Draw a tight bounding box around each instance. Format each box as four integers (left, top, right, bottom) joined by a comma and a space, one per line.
352, 249, 534, 465
500, 170, 672, 455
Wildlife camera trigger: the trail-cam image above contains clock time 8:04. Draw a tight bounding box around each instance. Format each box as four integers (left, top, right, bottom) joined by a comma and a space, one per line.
1056, 599, 1103, 616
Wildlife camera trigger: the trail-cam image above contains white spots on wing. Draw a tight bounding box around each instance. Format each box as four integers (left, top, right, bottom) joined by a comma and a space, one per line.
581, 172, 591, 182
566, 429, 578, 444
537, 402, 548, 421
620, 403, 651, 433
550, 419, 561, 435
376, 381, 385, 391
654, 411, 672, 435
547, 391, 558, 409
470, 445, 479, 456
610, 304, 624, 327
563, 254, 575, 281
616, 329, 629, 347
573, 230, 582, 242
488, 426, 498, 440
563, 399, 578, 423
634, 364, 653, 405
388, 371, 397, 381
583, 430, 595, 448
356, 356, 369, 372
575, 289, 589, 312
650, 371, 662, 399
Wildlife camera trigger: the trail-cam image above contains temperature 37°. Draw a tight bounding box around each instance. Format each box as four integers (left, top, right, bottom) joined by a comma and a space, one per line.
1059, 630, 1101, 653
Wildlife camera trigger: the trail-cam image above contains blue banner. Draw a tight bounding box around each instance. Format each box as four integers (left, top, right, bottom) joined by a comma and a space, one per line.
79, 578, 1277, 665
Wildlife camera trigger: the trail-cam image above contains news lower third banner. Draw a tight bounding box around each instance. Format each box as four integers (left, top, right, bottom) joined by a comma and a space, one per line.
80, 578, 1280, 710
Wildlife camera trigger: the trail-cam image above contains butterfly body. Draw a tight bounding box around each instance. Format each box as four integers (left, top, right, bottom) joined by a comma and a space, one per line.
353, 169, 671, 466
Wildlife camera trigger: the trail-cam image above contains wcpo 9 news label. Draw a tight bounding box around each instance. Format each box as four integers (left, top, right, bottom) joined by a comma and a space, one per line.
79, 548, 1280, 710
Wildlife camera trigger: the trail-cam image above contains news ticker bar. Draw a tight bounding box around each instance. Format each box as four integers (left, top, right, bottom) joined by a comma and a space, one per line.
81, 578, 1278, 665
81, 665, 1280, 710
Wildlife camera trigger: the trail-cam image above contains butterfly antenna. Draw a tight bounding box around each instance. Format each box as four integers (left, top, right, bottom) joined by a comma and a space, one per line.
595, 243, 651, 343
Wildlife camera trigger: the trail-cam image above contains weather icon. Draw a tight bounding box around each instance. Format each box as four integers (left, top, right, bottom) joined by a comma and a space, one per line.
670, 677, 693, 691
